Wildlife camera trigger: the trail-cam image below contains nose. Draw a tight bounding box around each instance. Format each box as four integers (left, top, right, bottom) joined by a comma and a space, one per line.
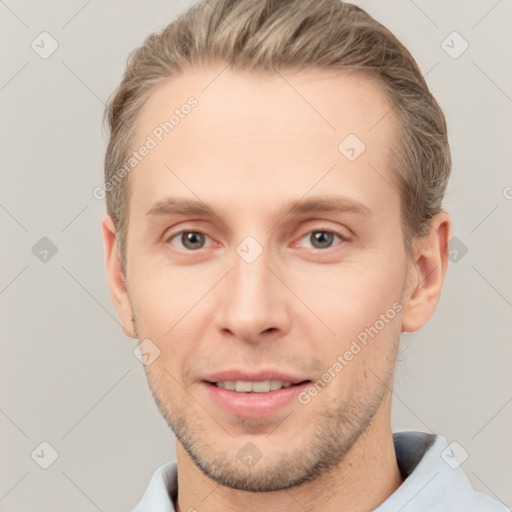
214, 241, 291, 344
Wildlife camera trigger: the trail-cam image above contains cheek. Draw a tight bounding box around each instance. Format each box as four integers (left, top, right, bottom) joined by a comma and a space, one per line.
290, 256, 404, 398
291, 258, 404, 338
130, 260, 208, 328
127, 269, 204, 379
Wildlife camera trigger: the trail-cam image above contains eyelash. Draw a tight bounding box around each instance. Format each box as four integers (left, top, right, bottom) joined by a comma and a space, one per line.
165, 228, 347, 251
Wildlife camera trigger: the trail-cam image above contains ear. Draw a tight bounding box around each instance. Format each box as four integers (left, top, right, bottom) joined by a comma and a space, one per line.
401, 211, 451, 332
102, 215, 136, 338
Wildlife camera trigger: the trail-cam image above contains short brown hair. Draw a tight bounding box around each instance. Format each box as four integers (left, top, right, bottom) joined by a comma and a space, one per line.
103, 0, 451, 271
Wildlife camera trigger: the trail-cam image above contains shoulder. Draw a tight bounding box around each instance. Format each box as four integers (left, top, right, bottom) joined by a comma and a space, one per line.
374, 431, 509, 512
132, 461, 178, 512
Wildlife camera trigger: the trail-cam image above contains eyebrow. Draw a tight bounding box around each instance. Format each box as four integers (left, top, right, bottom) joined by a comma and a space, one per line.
145, 196, 371, 219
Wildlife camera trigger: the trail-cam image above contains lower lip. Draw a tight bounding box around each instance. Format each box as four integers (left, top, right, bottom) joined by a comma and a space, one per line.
200, 381, 310, 418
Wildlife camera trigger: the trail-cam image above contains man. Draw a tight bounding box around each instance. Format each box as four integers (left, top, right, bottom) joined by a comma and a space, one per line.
101, 0, 508, 510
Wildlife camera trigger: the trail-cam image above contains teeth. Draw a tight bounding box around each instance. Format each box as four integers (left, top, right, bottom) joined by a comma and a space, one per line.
215, 380, 294, 392
236, 381, 253, 392
251, 381, 270, 392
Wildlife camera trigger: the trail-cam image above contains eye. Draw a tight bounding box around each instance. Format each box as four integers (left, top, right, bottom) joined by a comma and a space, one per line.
166, 230, 213, 251
296, 229, 345, 250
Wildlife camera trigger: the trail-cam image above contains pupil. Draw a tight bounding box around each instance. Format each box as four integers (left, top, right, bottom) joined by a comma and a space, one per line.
312, 231, 332, 249
183, 232, 204, 250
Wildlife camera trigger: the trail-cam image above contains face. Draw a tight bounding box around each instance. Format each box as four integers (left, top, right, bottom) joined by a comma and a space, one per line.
119, 65, 412, 491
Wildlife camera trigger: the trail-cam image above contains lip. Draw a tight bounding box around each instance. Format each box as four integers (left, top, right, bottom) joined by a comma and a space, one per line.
198, 368, 311, 419
200, 369, 310, 384
200, 380, 310, 418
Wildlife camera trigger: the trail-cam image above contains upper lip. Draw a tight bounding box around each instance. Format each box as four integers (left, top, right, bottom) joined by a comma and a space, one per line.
201, 369, 311, 384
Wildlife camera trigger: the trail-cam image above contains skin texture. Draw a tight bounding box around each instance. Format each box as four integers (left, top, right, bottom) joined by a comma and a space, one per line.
103, 64, 451, 512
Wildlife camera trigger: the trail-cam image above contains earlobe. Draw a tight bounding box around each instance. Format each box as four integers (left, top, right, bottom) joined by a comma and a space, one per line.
401, 211, 451, 333
102, 215, 136, 338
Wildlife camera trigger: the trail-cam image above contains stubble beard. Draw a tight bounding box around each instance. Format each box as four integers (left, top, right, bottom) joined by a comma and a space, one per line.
145, 363, 394, 493
130, 296, 396, 492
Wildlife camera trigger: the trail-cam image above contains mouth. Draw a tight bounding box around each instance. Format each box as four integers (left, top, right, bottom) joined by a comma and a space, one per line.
206, 379, 311, 393
201, 378, 312, 418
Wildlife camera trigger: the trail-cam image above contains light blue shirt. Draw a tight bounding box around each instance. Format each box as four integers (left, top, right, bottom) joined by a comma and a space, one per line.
133, 431, 509, 511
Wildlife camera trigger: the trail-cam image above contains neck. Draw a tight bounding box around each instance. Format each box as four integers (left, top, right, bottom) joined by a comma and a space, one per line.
174, 397, 403, 512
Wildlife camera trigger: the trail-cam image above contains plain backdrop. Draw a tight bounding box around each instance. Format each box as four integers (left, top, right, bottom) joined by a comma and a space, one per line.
1, 1, 511, 510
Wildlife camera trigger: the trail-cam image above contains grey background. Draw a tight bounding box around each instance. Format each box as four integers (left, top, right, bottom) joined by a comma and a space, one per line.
1, 0, 511, 510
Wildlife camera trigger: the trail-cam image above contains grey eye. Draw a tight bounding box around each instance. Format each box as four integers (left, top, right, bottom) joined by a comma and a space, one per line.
170, 231, 208, 250
310, 231, 336, 249
298, 230, 343, 250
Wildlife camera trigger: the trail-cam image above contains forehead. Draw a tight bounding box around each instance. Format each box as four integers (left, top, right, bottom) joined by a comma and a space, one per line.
128, 64, 397, 217
135, 64, 394, 146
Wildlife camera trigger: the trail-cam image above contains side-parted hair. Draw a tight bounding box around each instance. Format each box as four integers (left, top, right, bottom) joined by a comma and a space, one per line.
103, 0, 451, 271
